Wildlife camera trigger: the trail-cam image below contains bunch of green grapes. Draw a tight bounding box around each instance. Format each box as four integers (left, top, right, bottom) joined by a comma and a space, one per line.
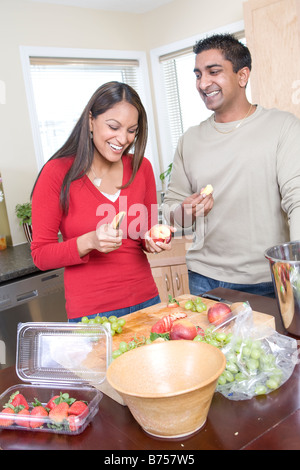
217, 337, 283, 395
80, 315, 126, 336
194, 329, 283, 395
112, 336, 152, 360
193, 326, 233, 348
184, 297, 207, 313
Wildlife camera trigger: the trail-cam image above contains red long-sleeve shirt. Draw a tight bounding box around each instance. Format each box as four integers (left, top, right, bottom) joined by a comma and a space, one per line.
31, 154, 159, 319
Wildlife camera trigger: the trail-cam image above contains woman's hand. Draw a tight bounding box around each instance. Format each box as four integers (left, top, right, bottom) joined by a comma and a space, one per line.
144, 226, 176, 254
77, 224, 122, 257
95, 223, 123, 253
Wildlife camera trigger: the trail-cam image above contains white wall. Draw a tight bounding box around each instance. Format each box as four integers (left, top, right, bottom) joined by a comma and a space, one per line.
0, 0, 244, 244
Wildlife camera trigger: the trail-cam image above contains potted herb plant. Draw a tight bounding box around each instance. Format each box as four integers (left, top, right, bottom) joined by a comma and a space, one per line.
15, 202, 32, 243
159, 163, 173, 203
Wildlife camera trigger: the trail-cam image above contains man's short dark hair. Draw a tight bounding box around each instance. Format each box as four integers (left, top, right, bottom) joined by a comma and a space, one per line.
193, 33, 252, 73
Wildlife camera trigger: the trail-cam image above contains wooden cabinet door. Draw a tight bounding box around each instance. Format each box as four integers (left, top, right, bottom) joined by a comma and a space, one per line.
244, 0, 300, 117
151, 264, 190, 302
147, 236, 191, 302
171, 264, 190, 297
151, 266, 173, 303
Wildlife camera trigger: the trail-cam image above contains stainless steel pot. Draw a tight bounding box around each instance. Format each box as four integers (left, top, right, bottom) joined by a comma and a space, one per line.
265, 241, 300, 336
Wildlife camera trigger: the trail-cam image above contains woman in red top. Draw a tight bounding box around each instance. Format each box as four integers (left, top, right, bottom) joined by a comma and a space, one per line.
31, 82, 173, 321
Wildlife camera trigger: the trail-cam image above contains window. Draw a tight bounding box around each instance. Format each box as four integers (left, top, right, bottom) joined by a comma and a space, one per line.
20, 47, 160, 183
160, 49, 212, 153
150, 21, 250, 173
30, 57, 140, 162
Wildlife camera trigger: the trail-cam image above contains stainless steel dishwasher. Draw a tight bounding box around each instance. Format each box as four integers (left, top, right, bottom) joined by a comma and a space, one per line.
0, 268, 67, 370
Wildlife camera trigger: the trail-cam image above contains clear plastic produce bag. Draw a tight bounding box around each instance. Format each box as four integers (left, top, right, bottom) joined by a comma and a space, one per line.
216, 303, 298, 400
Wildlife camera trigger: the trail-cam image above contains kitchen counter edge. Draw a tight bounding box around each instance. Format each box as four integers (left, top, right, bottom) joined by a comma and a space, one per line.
0, 243, 40, 283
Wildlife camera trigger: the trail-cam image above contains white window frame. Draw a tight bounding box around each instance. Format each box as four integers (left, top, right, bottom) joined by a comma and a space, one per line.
150, 20, 245, 173
19, 46, 161, 186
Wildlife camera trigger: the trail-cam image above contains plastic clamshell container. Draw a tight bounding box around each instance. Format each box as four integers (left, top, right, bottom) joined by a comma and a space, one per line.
0, 322, 112, 435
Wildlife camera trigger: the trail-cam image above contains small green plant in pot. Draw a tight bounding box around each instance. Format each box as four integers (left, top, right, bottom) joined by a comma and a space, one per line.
159, 163, 173, 203
159, 163, 173, 186
15, 202, 32, 243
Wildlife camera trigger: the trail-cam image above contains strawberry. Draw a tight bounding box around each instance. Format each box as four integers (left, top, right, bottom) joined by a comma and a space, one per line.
168, 311, 187, 322
161, 315, 173, 332
68, 401, 88, 417
167, 301, 179, 308
30, 406, 48, 429
49, 402, 69, 424
16, 408, 31, 428
46, 392, 76, 411
196, 326, 205, 337
4, 391, 29, 410
151, 311, 187, 334
46, 395, 60, 411
167, 295, 180, 308
67, 415, 79, 432
0, 408, 15, 427
151, 319, 166, 334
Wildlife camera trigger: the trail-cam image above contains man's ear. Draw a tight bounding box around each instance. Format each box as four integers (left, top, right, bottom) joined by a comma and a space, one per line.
238, 67, 251, 88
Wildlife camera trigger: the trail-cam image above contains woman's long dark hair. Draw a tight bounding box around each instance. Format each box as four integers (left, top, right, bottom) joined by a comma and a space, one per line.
31, 81, 148, 213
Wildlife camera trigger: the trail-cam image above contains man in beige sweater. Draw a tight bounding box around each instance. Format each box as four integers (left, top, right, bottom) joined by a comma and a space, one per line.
163, 33, 300, 297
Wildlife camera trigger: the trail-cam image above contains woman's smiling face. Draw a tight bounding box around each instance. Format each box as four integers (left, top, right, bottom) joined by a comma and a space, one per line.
90, 100, 139, 162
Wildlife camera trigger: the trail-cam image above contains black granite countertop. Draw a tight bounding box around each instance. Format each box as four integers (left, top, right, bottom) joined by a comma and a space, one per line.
0, 229, 191, 285
0, 243, 40, 283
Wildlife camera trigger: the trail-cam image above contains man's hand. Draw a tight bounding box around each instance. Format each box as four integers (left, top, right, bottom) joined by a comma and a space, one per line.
174, 190, 214, 226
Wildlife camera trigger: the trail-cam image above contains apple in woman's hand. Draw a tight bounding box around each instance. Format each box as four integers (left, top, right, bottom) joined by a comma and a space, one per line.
149, 224, 172, 244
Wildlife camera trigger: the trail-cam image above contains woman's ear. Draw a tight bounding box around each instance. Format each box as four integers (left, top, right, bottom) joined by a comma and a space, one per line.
238, 67, 251, 88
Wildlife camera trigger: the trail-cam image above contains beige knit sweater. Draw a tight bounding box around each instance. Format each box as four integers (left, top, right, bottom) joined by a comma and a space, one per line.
163, 105, 300, 284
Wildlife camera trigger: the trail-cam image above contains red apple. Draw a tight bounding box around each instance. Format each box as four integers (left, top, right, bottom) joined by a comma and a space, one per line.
207, 302, 232, 326
170, 319, 198, 340
149, 224, 171, 244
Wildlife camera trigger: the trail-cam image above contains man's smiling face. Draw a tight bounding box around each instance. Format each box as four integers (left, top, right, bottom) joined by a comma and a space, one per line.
194, 49, 244, 115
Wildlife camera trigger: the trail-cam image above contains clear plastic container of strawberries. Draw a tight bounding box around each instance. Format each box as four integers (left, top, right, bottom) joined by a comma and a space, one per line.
0, 322, 112, 434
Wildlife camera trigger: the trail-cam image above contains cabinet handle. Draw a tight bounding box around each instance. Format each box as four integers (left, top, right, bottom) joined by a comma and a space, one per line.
175, 273, 180, 290
164, 274, 170, 292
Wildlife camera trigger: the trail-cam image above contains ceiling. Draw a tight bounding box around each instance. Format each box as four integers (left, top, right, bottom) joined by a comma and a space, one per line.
28, 0, 176, 14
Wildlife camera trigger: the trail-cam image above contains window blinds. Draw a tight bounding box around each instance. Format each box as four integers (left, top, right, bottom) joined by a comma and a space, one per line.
29, 56, 141, 162
160, 50, 212, 154
159, 31, 246, 154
